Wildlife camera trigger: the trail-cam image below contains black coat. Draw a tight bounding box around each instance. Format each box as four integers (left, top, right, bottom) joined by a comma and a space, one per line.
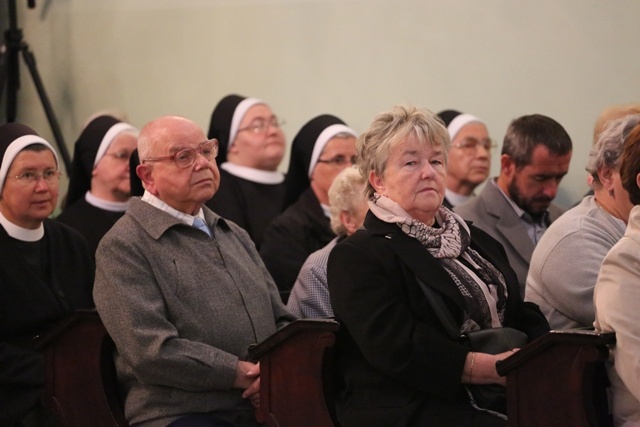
0, 220, 94, 424
327, 212, 549, 427
205, 168, 285, 249
260, 188, 335, 296
57, 198, 125, 258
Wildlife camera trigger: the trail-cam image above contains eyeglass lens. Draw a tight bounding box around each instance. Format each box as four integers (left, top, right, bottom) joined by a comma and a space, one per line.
318, 155, 357, 166
457, 138, 494, 150
15, 170, 61, 184
174, 140, 218, 168
242, 116, 282, 134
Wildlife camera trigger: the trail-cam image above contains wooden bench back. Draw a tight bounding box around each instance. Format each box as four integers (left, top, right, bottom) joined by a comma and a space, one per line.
497, 329, 615, 427
36, 309, 129, 427
249, 319, 340, 427
252, 321, 615, 427
37, 313, 614, 427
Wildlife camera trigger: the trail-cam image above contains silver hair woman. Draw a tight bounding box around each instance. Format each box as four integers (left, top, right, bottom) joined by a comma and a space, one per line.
327, 105, 549, 427
586, 114, 640, 222
328, 165, 367, 236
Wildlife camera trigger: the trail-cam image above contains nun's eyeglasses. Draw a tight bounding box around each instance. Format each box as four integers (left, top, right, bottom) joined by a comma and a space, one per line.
237, 116, 285, 135
143, 139, 219, 168
452, 138, 496, 152
104, 150, 134, 162
13, 169, 62, 185
316, 155, 357, 166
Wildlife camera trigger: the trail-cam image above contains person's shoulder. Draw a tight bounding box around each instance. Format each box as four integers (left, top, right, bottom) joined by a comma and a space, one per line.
453, 187, 488, 215
266, 196, 316, 230
454, 197, 486, 225
333, 223, 390, 256
45, 217, 86, 240
305, 237, 339, 261
100, 203, 145, 243
468, 222, 498, 246
44, 218, 92, 255
209, 168, 243, 196
56, 198, 87, 220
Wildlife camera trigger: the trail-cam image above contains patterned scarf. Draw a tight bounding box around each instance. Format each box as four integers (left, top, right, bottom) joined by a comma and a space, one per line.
369, 193, 508, 333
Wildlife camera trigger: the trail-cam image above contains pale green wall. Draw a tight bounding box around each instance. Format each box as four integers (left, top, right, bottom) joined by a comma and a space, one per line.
8, 0, 640, 208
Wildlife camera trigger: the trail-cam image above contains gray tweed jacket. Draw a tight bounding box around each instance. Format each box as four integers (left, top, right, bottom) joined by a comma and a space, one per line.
94, 197, 294, 427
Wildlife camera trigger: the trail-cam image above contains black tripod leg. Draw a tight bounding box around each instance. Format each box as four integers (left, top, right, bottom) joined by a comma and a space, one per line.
1, 42, 21, 123
21, 45, 71, 173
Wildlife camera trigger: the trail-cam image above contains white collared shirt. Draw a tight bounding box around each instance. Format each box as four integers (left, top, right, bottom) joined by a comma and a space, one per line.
140, 191, 206, 226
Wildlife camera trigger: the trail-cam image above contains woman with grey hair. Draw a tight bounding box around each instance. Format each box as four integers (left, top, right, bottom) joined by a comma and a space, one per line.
594, 121, 640, 426
525, 113, 640, 329
327, 105, 548, 426
286, 165, 367, 318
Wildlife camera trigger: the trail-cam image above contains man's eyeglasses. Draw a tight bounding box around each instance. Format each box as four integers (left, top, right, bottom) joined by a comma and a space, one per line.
143, 139, 219, 169
104, 150, 134, 162
13, 169, 62, 185
237, 116, 284, 135
316, 155, 357, 167
452, 137, 496, 152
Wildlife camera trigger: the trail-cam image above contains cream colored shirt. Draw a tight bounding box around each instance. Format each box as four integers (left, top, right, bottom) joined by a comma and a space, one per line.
594, 205, 640, 427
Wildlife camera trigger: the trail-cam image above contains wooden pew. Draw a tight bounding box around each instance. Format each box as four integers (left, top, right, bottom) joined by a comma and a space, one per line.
252, 323, 615, 427
249, 319, 340, 427
36, 309, 129, 427
496, 329, 615, 427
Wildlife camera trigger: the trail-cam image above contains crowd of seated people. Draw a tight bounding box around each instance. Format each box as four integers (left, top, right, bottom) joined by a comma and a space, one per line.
4, 99, 640, 427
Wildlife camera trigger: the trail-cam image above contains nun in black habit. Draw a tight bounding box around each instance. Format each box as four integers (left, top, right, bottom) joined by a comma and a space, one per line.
205, 94, 287, 249
259, 114, 358, 301
57, 115, 138, 257
0, 123, 95, 426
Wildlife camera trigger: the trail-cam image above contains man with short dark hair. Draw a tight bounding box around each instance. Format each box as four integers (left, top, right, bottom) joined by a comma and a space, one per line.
93, 115, 293, 427
455, 114, 573, 295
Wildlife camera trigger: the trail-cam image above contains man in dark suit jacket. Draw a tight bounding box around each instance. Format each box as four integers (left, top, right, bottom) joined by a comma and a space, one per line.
455, 114, 573, 296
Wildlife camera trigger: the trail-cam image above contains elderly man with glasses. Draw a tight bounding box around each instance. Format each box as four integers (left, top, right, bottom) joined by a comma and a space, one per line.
93, 115, 294, 427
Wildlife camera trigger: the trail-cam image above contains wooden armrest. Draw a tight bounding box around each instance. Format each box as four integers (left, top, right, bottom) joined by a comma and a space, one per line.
496, 329, 615, 375
497, 329, 615, 427
248, 319, 340, 427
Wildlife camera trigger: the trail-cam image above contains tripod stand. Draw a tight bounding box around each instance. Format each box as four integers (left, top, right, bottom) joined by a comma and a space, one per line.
0, 0, 70, 172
